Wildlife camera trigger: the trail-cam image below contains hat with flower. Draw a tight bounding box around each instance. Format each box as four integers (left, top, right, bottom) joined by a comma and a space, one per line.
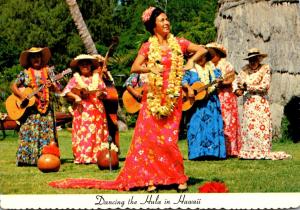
206, 42, 227, 58
142, 6, 156, 23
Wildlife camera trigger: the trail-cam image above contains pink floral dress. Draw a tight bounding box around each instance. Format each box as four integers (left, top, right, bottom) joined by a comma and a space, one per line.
49, 38, 190, 190
237, 64, 291, 160
63, 75, 109, 164
216, 59, 241, 156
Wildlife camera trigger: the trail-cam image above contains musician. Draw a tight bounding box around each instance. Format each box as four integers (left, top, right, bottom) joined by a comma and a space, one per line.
93, 53, 120, 149
182, 49, 226, 160
237, 48, 291, 160
124, 73, 147, 102
11, 47, 61, 166
62, 54, 109, 164
206, 42, 241, 157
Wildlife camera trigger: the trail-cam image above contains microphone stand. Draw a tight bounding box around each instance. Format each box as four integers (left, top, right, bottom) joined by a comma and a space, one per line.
107, 136, 113, 172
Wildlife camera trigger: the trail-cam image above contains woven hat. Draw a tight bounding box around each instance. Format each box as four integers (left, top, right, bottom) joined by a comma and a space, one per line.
243, 48, 268, 60
19, 47, 51, 67
70, 54, 98, 68
92, 54, 105, 64
206, 42, 227, 58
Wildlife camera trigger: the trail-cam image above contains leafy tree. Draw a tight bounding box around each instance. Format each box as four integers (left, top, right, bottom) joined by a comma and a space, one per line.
0, 0, 218, 113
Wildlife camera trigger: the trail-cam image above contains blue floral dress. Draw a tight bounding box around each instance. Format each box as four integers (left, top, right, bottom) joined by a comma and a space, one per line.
182, 63, 226, 160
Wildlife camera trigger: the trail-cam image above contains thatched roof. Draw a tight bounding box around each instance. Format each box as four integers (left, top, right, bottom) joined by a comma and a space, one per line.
215, 0, 300, 73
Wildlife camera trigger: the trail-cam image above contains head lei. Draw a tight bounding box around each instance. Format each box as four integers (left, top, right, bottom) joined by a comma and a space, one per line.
142, 6, 156, 23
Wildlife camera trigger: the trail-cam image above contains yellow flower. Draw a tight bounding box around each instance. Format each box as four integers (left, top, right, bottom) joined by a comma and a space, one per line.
146, 34, 183, 118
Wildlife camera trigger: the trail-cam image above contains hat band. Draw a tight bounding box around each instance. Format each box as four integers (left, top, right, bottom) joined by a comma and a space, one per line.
248, 52, 260, 57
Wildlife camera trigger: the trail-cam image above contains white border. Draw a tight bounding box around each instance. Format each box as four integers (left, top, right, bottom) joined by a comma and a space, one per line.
1, 193, 300, 209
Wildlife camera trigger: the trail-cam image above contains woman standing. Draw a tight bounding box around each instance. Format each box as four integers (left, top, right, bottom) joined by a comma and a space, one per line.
182, 50, 226, 160
237, 48, 291, 160
62, 54, 109, 164
50, 6, 205, 192
11, 47, 60, 166
206, 43, 241, 157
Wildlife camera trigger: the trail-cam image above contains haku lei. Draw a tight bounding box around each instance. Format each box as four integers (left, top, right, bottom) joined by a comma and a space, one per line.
74, 72, 99, 91
147, 34, 184, 118
28, 67, 49, 114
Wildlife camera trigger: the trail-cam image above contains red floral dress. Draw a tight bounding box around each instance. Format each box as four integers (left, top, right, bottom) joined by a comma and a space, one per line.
63, 75, 109, 164
237, 64, 291, 160
216, 59, 241, 156
49, 38, 190, 190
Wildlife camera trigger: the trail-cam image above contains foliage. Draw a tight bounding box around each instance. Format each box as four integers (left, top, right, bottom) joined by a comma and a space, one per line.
0, 129, 299, 194
273, 116, 294, 143
0, 0, 218, 114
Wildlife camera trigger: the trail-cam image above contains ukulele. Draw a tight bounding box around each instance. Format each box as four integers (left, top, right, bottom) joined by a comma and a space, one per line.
122, 87, 143, 114
5, 68, 72, 120
182, 79, 222, 111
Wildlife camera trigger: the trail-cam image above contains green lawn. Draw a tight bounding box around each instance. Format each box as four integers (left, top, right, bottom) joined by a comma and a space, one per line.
0, 129, 299, 194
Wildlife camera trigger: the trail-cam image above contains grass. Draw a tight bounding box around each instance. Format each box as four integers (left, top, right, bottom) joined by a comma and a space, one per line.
0, 129, 299, 194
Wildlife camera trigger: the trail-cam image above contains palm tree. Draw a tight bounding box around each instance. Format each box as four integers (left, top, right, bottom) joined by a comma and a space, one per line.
65, 0, 98, 54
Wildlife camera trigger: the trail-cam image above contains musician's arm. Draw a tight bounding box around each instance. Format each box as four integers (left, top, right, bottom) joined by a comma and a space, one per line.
126, 85, 142, 100
11, 82, 26, 100
47, 80, 62, 93
66, 91, 82, 103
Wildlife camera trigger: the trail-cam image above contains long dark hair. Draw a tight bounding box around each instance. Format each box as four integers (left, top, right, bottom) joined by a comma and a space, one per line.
144, 7, 165, 35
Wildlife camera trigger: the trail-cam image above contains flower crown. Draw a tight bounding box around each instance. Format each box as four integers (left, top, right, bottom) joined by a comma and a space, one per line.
142, 6, 155, 23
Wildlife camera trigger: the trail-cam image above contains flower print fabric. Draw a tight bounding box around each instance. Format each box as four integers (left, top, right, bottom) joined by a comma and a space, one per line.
49, 37, 190, 190
237, 64, 291, 160
215, 58, 241, 157
182, 62, 226, 160
15, 70, 56, 166
62, 75, 109, 164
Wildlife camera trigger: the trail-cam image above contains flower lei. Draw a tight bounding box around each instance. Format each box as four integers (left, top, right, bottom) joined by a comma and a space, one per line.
74, 72, 99, 91
195, 62, 216, 94
147, 34, 184, 118
28, 67, 50, 114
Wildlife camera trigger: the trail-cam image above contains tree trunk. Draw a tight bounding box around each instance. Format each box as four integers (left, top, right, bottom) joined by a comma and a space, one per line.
65, 0, 98, 54
65, 0, 128, 131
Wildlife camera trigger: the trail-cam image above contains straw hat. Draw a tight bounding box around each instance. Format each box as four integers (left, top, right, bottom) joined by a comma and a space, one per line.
92, 54, 105, 64
243, 48, 268, 60
19, 47, 51, 67
195, 48, 213, 62
206, 42, 227, 58
70, 54, 98, 68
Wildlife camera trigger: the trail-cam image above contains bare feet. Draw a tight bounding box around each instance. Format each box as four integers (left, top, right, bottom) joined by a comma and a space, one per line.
177, 182, 188, 192
147, 185, 157, 192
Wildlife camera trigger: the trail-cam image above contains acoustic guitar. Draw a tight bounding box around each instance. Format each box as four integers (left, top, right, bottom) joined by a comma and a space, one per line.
5, 68, 72, 120
182, 79, 221, 111
122, 87, 143, 114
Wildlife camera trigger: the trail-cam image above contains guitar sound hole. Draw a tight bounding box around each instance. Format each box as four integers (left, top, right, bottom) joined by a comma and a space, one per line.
20, 98, 29, 108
